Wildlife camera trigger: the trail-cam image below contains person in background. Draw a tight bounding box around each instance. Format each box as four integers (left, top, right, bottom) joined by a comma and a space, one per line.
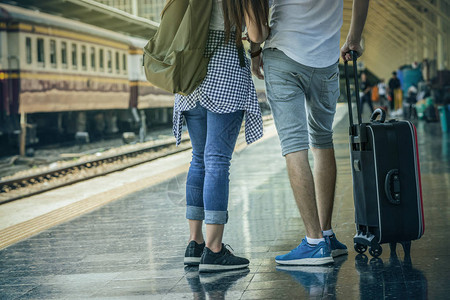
388, 71, 401, 111
175, 0, 269, 272
360, 72, 374, 114
251, 0, 369, 266
377, 78, 387, 111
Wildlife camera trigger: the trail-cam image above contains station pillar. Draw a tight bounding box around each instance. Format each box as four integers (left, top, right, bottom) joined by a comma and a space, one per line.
437, 0, 445, 70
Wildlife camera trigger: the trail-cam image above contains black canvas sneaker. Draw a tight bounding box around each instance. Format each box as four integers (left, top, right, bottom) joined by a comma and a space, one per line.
184, 241, 205, 266
199, 244, 249, 272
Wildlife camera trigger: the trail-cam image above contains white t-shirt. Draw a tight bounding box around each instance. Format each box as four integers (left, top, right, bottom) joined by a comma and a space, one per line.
265, 0, 343, 68
378, 82, 386, 96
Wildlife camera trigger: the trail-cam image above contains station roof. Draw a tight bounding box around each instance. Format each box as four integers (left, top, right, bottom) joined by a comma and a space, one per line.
0, 0, 158, 39
342, 0, 449, 79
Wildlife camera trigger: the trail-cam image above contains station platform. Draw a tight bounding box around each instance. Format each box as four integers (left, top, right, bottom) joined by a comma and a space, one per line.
0, 105, 449, 299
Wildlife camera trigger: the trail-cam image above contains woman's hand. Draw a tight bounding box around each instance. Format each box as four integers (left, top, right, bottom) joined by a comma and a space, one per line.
251, 54, 264, 80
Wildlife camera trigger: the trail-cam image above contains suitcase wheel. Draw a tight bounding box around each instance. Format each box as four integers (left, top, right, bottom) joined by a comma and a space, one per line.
354, 243, 368, 254
369, 245, 383, 257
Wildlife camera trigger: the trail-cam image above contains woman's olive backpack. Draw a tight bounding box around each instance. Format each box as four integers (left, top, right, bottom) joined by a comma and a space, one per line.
143, 0, 212, 96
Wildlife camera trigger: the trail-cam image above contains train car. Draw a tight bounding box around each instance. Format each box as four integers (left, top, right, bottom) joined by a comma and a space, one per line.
0, 3, 172, 156
127, 36, 174, 126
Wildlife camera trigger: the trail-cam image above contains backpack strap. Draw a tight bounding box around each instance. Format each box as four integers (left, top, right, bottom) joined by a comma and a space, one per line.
237, 45, 246, 67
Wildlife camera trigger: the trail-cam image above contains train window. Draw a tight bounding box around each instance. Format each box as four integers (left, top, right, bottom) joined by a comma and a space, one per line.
90, 47, 96, 71
71, 44, 77, 69
26, 37, 32, 64
81, 45, 87, 70
37, 38, 45, 65
115, 52, 120, 73
122, 53, 127, 72
50, 40, 57, 67
61, 42, 67, 67
107, 50, 112, 73
99, 49, 104, 71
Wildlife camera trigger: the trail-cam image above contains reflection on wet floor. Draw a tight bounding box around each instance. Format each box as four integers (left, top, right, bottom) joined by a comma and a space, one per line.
185, 267, 250, 300
180, 245, 429, 300
276, 255, 348, 299
355, 247, 428, 300
0, 115, 448, 299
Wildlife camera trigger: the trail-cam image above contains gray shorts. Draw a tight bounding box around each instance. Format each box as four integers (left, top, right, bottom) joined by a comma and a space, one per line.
263, 48, 339, 156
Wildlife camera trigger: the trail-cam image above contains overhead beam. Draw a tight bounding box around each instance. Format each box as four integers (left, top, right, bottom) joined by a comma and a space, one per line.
381, 0, 437, 41
394, 0, 445, 35
416, 0, 450, 24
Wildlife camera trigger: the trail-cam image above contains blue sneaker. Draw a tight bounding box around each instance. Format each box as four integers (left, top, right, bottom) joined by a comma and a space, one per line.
326, 234, 348, 258
275, 239, 334, 266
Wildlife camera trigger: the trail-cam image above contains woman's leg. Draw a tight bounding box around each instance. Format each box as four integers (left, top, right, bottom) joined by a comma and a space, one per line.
183, 104, 208, 244
203, 109, 244, 252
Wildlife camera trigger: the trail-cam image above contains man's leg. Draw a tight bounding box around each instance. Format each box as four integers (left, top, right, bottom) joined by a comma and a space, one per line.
390, 92, 395, 110
285, 150, 323, 239
311, 147, 336, 232
306, 61, 348, 258
263, 48, 333, 265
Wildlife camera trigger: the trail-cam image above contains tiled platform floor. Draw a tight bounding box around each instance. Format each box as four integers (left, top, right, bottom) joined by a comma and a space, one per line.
0, 113, 449, 299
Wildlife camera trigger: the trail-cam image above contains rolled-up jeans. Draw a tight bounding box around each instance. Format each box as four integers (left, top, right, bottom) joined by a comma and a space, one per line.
183, 103, 244, 224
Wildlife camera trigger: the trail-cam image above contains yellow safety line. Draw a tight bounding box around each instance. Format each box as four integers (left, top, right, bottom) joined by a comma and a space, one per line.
0, 163, 189, 250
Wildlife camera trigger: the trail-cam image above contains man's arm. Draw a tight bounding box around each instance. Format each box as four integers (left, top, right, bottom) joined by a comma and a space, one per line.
341, 0, 370, 62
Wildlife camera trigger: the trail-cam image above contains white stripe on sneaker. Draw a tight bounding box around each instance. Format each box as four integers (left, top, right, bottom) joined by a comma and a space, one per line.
275, 256, 334, 266
184, 257, 201, 264
331, 248, 348, 258
199, 263, 249, 272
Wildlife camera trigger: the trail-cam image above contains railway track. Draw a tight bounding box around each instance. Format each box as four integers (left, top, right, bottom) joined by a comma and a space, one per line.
0, 138, 192, 205
0, 116, 273, 205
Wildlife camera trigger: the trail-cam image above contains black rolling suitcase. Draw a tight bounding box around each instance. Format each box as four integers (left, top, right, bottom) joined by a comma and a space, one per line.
344, 53, 425, 257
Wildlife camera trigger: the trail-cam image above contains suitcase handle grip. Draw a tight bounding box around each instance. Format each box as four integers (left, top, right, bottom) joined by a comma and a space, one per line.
370, 108, 386, 123
385, 169, 401, 205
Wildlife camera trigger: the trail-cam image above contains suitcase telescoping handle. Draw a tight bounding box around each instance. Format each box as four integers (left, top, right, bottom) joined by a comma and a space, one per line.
344, 50, 363, 129
344, 52, 388, 129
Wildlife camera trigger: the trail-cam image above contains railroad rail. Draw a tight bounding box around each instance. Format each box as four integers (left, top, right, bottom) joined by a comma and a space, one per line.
0, 116, 273, 205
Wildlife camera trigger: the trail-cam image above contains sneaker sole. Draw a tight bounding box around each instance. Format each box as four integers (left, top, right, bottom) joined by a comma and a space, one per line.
275, 256, 334, 266
331, 248, 348, 258
184, 257, 201, 265
199, 263, 249, 272
275, 265, 333, 273
199, 269, 250, 284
